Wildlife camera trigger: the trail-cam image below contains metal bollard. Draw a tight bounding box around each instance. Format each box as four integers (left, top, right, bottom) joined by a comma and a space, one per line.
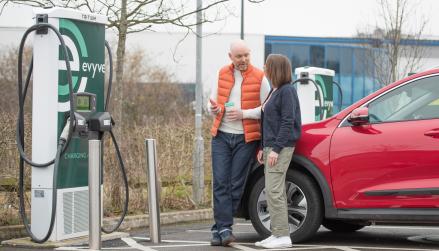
89, 139, 102, 250
145, 139, 161, 243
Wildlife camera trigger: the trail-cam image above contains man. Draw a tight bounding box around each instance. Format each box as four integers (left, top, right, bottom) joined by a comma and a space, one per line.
208, 40, 270, 246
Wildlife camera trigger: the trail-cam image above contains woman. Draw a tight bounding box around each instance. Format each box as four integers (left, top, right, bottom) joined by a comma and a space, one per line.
255, 54, 301, 249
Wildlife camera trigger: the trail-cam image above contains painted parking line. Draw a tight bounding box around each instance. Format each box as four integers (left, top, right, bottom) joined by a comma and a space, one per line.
56, 247, 133, 250
133, 236, 210, 244
122, 237, 157, 251
56, 242, 439, 251
138, 243, 210, 248
230, 243, 259, 251
132, 239, 359, 251
133, 237, 439, 251
57, 237, 439, 251
56, 248, 86, 250
292, 247, 346, 250
334, 247, 360, 251
186, 229, 256, 234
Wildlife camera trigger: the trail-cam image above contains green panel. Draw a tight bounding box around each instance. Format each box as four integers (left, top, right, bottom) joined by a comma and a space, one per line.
57, 18, 105, 189
314, 74, 334, 120
58, 137, 89, 188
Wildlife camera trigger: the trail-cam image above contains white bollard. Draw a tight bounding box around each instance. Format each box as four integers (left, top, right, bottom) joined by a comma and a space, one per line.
145, 139, 161, 243
89, 139, 101, 250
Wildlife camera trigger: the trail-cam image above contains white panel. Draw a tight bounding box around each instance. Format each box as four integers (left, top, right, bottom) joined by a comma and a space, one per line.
295, 66, 335, 77
34, 7, 107, 24
57, 187, 89, 240
31, 16, 59, 189
73, 189, 89, 233
296, 75, 317, 124
31, 16, 59, 241
30, 188, 54, 240
63, 191, 73, 235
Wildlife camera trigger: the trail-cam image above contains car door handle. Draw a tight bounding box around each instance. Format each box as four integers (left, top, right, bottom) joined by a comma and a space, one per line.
424, 129, 439, 138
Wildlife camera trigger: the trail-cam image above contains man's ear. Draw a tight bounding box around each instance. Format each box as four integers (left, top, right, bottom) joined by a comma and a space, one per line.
228, 52, 232, 60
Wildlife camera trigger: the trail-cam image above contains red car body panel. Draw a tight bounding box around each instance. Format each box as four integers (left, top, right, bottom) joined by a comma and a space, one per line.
294, 118, 339, 207
331, 119, 439, 208
294, 69, 439, 210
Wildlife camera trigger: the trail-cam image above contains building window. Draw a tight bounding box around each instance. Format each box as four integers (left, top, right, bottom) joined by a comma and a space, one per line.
265, 36, 381, 109
310, 46, 325, 68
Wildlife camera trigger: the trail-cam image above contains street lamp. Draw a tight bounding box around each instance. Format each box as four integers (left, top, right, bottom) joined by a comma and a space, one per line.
241, 0, 244, 39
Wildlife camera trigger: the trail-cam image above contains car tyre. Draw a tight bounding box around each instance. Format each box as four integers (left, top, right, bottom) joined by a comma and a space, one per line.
248, 168, 323, 243
322, 219, 365, 232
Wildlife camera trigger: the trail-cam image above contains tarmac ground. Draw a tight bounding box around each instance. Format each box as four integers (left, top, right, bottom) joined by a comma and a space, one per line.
2, 219, 439, 251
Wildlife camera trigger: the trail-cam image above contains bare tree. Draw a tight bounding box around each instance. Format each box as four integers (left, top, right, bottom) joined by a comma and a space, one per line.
0, 0, 265, 210
357, 0, 427, 86
0, 0, 239, 122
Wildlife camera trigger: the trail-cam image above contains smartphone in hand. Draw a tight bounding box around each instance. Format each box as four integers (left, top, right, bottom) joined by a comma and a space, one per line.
209, 98, 218, 106
210, 98, 220, 114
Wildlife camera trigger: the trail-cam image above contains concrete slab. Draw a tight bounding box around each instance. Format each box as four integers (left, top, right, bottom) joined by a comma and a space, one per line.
1, 231, 129, 249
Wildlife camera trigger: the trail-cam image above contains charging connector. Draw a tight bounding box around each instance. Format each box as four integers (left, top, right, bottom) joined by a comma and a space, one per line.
299, 72, 309, 84
60, 119, 71, 142
35, 14, 48, 34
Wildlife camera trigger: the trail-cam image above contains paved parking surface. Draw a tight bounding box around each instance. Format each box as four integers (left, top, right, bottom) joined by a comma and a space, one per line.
120, 222, 439, 251
2, 219, 439, 250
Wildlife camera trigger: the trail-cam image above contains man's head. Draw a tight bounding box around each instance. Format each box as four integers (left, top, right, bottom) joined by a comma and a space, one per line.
229, 40, 251, 71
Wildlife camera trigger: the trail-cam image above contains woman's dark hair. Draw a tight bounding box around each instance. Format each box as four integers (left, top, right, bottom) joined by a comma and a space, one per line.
264, 54, 292, 88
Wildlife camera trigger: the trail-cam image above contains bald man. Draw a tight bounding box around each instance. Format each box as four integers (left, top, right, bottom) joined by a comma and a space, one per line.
208, 40, 270, 246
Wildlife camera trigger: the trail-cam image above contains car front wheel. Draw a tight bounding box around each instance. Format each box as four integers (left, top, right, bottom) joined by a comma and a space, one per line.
248, 169, 323, 243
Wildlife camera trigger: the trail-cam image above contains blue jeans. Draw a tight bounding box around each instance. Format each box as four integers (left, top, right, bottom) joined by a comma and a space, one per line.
211, 131, 258, 232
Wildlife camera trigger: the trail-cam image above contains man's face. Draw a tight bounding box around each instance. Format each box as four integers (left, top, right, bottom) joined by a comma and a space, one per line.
229, 46, 250, 71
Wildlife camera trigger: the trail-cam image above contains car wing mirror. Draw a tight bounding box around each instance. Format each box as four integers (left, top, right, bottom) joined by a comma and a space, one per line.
348, 107, 369, 126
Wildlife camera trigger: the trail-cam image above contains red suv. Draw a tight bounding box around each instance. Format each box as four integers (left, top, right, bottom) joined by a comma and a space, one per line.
237, 69, 439, 242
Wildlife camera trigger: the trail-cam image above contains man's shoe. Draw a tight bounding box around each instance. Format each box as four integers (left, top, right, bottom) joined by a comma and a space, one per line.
219, 229, 236, 246
210, 231, 222, 246
260, 236, 292, 249
255, 235, 275, 247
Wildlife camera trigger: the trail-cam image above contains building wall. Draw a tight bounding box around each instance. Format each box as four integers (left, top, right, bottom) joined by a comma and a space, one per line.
265, 35, 439, 110
106, 30, 266, 97
3, 27, 439, 108
3, 27, 265, 98
0, 27, 33, 49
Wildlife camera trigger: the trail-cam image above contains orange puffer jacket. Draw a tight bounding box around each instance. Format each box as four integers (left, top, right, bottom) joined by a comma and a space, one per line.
211, 63, 264, 143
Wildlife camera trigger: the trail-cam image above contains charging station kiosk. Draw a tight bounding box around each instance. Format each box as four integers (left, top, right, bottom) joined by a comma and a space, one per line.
31, 7, 107, 241
294, 67, 335, 124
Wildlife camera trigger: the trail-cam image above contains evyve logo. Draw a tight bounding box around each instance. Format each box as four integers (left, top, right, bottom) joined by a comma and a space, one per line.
58, 18, 104, 112
82, 62, 105, 78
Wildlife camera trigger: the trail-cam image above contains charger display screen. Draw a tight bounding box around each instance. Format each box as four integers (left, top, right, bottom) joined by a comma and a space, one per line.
76, 95, 91, 112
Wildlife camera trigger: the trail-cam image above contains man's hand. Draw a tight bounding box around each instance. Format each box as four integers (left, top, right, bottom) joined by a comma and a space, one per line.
268, 151, 279, 167
225, 108, 243, 121
210, 99, 221, 115
257, 150, 263, 164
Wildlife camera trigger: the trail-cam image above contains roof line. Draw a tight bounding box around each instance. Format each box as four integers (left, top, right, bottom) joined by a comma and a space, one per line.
265, 35, 439, 47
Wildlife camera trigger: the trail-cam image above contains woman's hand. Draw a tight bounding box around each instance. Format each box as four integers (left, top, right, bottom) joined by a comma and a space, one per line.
257, 150, 263, 164
225, 108, 243, 121
268, 151, 279, 167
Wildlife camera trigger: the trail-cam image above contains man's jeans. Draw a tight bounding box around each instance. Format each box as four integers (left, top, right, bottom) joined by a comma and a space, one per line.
211, 131, 258, 232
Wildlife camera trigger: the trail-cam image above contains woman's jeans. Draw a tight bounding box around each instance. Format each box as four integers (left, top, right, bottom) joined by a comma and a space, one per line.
211, 131, 258, 232
264, 147, 294, 236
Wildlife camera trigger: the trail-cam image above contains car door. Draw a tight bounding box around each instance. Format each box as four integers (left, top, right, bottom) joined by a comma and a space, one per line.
330, 75, 439, 208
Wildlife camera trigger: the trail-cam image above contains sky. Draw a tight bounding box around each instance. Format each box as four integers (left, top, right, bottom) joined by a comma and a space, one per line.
1, 0, 439, 38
